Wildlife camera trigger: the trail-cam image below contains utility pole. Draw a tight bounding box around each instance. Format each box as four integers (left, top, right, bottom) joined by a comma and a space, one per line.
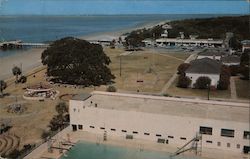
207, 84, 210, 100
119, 55, 122, 77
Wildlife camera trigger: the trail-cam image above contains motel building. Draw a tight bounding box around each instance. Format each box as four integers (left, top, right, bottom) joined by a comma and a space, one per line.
155, 38, 224, 48
69, 91, 250, 158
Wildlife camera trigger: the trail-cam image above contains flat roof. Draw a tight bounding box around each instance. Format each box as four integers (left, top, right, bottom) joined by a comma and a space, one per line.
72, 91, 249, 123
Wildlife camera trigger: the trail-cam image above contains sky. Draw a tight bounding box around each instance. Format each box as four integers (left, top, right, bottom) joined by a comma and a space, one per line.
0, 0, 249, 15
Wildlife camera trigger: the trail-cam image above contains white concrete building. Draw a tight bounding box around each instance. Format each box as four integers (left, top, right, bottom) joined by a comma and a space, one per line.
155, 38, 224, 48
197, 49, 227, 60
241, 40, 250, 52
221, 56, 240, 66
69, 91, 249, 156
185, 58, 221, 88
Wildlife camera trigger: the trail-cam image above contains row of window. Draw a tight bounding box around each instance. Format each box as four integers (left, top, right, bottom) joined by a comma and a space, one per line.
206, 140, 241, 149
77, 125, 186, 140
199, 126, 250, 139
75, 124, 244, 149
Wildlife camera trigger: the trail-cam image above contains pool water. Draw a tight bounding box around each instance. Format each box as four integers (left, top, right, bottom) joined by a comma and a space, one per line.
61, 141, 199, 159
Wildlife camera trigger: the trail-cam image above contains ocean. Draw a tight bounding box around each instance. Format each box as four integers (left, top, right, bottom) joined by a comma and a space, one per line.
0, 14, 240, 57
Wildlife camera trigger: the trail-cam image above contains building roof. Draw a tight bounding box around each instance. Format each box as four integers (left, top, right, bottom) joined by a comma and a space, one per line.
185, 58, 221, 74
221, 56, 240, 64
198, 49, 226, 56
76, 91, 249, 123
241, 40, 250, 44
72, 94, 91, 101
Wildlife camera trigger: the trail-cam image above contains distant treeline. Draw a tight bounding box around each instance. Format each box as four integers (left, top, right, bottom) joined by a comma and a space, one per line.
125, 15, 250, 48
168, 15, 250, 39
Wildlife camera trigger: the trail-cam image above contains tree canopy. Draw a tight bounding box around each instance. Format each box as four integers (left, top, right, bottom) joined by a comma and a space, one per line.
41, 37, 115, 86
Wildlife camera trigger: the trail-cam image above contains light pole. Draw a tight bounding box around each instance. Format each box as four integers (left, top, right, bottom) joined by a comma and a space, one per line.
119, 55, 122, 77
207, 84, 210, 100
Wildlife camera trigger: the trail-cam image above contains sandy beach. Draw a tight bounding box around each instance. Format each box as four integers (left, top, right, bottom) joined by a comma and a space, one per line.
0, 48, 44, 80
0, 20, 166, 81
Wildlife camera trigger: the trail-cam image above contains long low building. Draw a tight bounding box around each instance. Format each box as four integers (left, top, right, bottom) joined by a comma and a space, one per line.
155, 38, 224, 47
69, 91, 249, 156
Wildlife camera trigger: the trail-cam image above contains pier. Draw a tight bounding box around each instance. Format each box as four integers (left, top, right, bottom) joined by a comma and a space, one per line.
0, 40, 49, 50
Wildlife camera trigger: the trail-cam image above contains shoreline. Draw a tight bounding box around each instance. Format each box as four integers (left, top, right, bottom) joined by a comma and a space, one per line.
0, 20, 167, 81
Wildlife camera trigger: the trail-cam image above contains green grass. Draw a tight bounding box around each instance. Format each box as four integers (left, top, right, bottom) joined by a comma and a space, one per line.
235, 78, 250, 99
167, 78, 231, 99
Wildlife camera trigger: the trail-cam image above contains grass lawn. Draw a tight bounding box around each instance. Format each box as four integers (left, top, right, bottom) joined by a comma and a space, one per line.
105, 48, 190, 93
166, 77, 231, 99
235, 78, 250, 99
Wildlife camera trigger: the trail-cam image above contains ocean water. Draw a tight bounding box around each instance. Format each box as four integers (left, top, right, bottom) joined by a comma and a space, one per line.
0, 14, 237, 57
60, 141, 199, 159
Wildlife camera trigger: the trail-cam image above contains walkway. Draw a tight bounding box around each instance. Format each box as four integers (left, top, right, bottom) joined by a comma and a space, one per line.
160, 54, 197, 94
230, 77, 238, 99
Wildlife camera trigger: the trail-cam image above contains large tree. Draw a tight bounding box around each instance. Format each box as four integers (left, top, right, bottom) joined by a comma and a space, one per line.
41, 37, 115, 86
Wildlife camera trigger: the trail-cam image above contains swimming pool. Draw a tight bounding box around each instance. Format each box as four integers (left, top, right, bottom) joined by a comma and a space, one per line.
61, 141, 199, 159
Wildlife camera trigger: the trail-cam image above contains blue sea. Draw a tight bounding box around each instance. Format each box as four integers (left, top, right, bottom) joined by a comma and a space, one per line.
0, 14, 241, 57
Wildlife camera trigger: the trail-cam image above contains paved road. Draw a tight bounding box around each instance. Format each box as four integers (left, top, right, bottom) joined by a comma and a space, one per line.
230, 77, 238, 99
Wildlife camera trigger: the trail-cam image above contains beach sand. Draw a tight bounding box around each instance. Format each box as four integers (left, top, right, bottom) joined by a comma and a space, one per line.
0, 48, 44, 80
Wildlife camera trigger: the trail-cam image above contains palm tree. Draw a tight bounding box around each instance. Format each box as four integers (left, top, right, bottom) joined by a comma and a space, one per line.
0, 80, 7, 97
12, 66, 22, 83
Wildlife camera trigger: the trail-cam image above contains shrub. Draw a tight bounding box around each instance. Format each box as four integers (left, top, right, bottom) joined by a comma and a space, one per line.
218, 65, 231, 90
229, 65, 240, 76
195, 76, 211, 89
19, 76, 27, 83
106, 85, 117, 92
177, 63, 190, 75
177, 75, 191, 88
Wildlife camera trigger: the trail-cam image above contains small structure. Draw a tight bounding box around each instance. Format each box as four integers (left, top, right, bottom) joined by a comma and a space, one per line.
221, 56, 240, 66
241, 40, 250, 52
197, 49, 227, 60
185, 58, 221, 88
142, 38, 155, 47
23, 83, 59, 100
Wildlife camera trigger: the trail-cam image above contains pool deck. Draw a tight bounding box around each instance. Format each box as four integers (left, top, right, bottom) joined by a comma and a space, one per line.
24, 126, 249, 159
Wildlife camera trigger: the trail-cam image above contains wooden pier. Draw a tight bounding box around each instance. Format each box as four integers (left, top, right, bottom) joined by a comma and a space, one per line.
0, 40, 49, 50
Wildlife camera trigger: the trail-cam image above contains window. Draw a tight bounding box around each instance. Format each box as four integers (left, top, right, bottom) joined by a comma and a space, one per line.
243, 131, 250, 139
221, 129, 234, 138
206, 140, 212, 143
157, 138, 165, 143
100, 127, 105, 130
78, 125, 83, 130
227, 143, 230, 148
217, 142, 221, 146
156, 134, 162, 137
144, 133, 150, 136
200, 126, 213, 135
90, 126, 95, 128
237, 144, 240, 149
180, 137, 186, 140
122, 130, 127, 133
168, 136, 174, 139
111, 128, 116, 131
133, 131, 138, 134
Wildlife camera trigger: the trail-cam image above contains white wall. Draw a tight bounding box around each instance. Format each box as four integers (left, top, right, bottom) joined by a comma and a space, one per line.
197, 55, 221, 60
69, 99, 249, 153
186, 73, 220, 87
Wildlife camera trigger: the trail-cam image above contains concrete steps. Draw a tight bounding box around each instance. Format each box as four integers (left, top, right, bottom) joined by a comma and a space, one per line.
0, 134, 20, 157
